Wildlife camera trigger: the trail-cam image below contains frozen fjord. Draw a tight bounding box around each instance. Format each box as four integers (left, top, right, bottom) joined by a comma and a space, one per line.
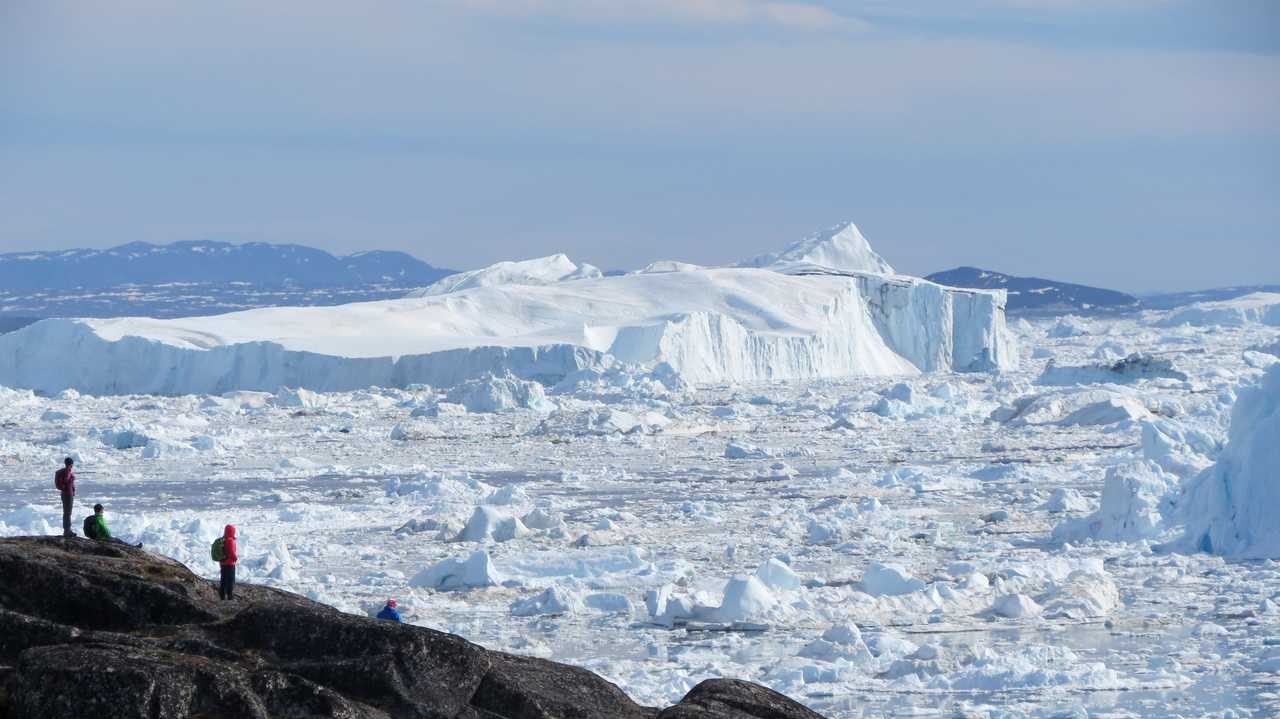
2, 240, 1280, 717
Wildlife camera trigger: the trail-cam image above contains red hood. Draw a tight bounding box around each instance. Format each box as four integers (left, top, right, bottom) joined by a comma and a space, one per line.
224, 525, 237, 538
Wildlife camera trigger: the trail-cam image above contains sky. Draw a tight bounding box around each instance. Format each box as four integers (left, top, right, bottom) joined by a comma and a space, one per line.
2, 1, 1278, 293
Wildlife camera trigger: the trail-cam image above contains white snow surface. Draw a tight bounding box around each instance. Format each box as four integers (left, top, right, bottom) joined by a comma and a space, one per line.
739, 222, 895, 275
0, 259, 1014, 396
1158, 292, 1280, 328
405, 254, 603, 296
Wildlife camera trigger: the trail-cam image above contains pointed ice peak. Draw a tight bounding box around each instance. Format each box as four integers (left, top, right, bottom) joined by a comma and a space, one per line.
741, 222, 895, 276
406, 254, 602, 297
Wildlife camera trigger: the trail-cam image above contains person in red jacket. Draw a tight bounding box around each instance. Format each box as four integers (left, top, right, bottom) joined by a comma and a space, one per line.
54, 457, 76, 538
218, 524, 238, 601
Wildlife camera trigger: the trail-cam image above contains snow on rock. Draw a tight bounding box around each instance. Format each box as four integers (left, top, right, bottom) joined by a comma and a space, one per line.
860, 562, 927, 596
406, 254, 602, 297
444, 374, 555, 413
0, 233, 1015, 395
455, 506, 530, 543
1170, 363, 1280, 559
409, 550, 503, 591
1157, 292, 1280, 328
1052, 461, 1178, 544
739, 222, 895, 275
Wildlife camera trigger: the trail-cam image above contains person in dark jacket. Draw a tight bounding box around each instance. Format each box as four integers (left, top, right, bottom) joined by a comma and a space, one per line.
376, 599, 403, 623
54, 457, 76, 537
218, 524, 238, 600
83, 504, 142, 547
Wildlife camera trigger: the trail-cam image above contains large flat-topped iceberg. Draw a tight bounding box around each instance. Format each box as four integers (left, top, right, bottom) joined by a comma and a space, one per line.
740, 222, 895, 275
406, 254, 601, 297
0, 267, 1014, 395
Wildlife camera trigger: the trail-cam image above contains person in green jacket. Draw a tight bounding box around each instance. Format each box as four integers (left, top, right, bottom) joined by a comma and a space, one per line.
84, 504, 141, 548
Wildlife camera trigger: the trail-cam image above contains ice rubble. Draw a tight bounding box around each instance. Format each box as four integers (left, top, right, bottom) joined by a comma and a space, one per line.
0, 226, 1015, 395
405, 254, 602, 297
1170, 363, 1280, 559
1052, 461, 1178, 544
1037, 353, 1189, 386
1157, 292, 1280, 328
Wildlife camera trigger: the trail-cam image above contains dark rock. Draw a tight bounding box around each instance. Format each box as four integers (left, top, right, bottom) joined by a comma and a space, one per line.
658, 679, 826, 719
0, 537, 825, 719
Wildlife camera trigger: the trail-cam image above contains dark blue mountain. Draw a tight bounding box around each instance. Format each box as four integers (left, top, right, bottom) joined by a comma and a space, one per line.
926, 267, 1139, 314
0, 240, 453, 291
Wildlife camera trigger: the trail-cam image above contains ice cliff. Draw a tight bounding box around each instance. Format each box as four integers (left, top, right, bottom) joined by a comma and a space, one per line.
0, 227, 1016, 395
1170, 363, 1280, 559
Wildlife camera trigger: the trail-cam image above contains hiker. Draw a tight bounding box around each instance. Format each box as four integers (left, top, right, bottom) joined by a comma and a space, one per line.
83, 504, 142, 547
54, 457, 76, 537
212, 525, 238, 600
376, 599, 403, 623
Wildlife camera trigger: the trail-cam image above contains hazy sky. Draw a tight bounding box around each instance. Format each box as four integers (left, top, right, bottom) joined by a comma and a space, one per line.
3, 1, 1278, 292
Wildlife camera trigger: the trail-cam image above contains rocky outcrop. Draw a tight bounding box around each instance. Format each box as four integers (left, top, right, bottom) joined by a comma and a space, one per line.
0, 538, 825, 719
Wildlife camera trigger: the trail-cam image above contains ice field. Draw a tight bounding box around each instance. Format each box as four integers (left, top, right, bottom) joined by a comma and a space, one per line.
2, 303, 1278, 717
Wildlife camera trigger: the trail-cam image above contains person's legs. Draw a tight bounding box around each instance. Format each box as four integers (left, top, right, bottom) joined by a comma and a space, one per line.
219, 565, 230, 599
220, 565, 237, 600
61, 494, 73, 536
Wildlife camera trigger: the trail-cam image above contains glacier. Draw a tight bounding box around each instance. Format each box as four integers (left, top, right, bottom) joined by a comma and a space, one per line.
0, 224, 1016, 395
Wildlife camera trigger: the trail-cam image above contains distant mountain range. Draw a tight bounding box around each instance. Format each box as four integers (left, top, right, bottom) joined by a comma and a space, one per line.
0, 241, 456, 325
926, 267, 1140, 314
0, 240, 453, 291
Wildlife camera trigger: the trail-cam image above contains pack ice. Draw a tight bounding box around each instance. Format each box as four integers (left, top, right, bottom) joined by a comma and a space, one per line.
0, 223, 1016, 395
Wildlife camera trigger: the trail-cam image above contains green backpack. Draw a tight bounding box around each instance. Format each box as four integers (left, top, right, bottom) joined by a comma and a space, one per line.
210, 537, 226, 562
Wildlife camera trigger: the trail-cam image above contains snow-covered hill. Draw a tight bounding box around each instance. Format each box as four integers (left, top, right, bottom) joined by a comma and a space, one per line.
0, 227, 1015, 395
926, 267, 1138, 314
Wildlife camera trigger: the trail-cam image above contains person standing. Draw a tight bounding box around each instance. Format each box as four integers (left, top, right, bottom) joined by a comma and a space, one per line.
217, 525, 238, 600
54, 457, 76, 537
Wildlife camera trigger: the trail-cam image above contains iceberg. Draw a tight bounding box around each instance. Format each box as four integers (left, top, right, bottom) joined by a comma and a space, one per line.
1168, 364, 1280, 559
405, 253, 602, 297
0, 226, 1016, 395
1157, 292, 1280, 328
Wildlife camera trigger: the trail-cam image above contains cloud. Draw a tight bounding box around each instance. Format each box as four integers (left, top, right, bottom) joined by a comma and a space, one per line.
446, 0, 867, 31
